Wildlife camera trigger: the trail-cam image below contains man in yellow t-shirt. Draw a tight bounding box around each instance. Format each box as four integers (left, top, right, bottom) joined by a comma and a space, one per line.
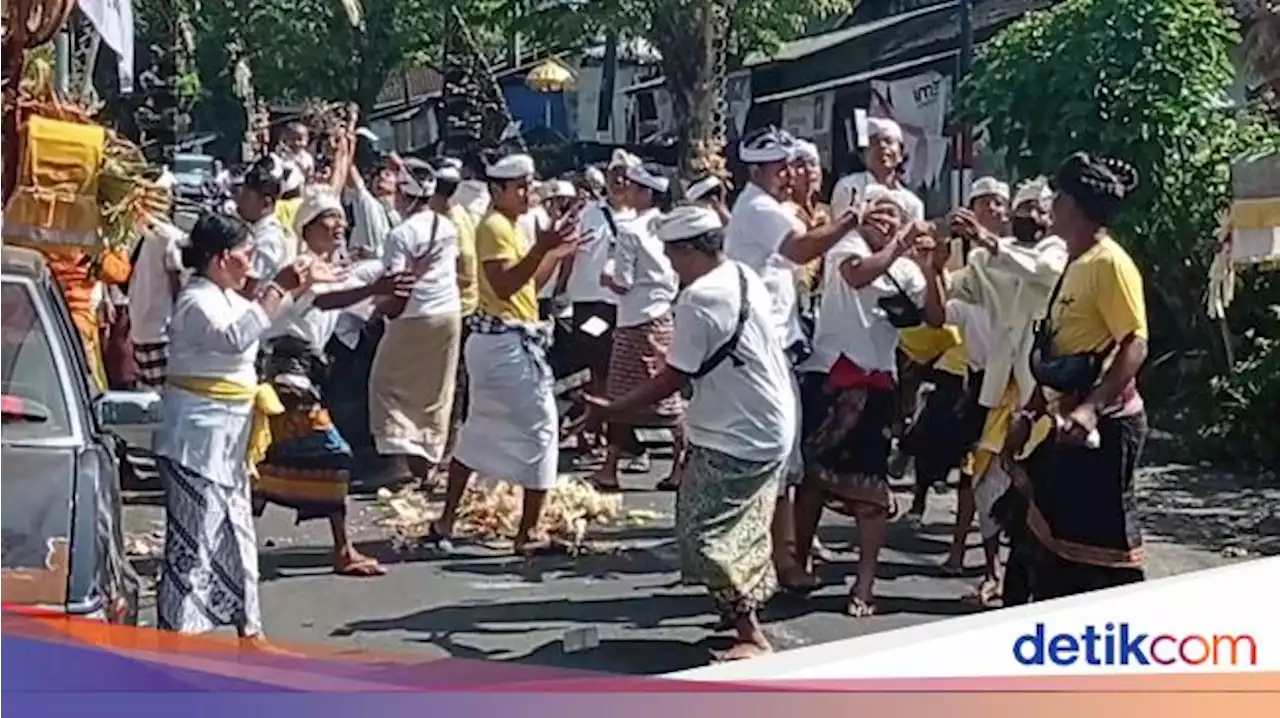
429, 153, 579, 558
1048, 236, 1147, 357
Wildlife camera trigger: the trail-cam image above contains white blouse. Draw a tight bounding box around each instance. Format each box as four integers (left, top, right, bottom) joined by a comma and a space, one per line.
604, 209, 678, 328
154, 276, 277, 488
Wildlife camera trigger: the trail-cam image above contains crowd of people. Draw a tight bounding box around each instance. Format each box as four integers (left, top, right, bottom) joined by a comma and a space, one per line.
41, 110, 1151, 663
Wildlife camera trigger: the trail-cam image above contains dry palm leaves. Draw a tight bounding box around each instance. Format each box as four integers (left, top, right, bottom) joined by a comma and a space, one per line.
375, 476, 626, 550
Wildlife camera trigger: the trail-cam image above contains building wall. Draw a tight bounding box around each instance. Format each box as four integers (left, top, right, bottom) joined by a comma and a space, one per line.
570, 63, 654, 144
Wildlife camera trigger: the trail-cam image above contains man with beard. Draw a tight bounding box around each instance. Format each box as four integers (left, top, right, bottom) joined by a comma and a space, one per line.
945, 177, 1067, 606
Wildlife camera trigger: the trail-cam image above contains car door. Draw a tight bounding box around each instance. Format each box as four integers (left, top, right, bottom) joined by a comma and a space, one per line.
37, 274, 139, 621
1, 277, 82, 611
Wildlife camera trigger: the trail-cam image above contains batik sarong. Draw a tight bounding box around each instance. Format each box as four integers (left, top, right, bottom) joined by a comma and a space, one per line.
676, 444, 782, 623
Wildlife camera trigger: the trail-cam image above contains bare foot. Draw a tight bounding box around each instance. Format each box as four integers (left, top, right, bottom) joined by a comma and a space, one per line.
588, 467, 622, 492
334, 550, 386, 577
941, 554, 965, 576
711, 638, 773, 663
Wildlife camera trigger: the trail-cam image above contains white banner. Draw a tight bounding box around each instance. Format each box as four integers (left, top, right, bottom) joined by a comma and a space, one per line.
79, 0, 136, 93
870, 71, 951, 189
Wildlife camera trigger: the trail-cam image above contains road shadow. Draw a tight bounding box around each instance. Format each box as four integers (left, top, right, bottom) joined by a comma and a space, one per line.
766, 590, 983, 620
333, 591, 727, 674
506, 637, 717, 674
1135, 465, 1280, 557
332, 591, 708, 641
258, 539, 450, 581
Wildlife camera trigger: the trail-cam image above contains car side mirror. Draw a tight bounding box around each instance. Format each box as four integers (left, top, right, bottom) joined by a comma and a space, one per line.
93, 390, 162, 450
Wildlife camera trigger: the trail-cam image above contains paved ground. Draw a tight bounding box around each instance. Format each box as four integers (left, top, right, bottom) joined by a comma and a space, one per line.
122, 442, 1276, 675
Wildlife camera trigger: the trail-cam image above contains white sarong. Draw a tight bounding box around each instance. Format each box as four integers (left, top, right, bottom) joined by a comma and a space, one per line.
453, 331, 558, 490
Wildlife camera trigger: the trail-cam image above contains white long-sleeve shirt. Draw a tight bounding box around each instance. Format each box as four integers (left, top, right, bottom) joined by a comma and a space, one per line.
601, 209, 676, 327
156, 276, 279, 488
952, 234, 1069, 408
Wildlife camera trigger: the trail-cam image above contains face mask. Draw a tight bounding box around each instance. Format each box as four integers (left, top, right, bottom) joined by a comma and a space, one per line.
1012, 216, 1042, 244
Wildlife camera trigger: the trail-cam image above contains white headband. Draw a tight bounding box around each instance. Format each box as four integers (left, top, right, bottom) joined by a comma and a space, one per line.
686, 176, 722, 202
656, 205, 723, 243
626, 164, 670, 193
1012, 177, 1053, 209
739, 127, 796, 164
293, 188, 345, 238
545, 179, 577, 199
486, 153, 536, 180
608, 149, 642, 170
970, 176, 1010, 203
867, 117, 903, 144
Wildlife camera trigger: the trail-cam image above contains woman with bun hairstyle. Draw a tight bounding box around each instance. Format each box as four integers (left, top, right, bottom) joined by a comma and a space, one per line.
154, 212, 339, 646
1003, 152, 1150, 600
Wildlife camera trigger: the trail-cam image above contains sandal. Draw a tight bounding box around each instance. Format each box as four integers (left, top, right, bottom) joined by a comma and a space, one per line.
424, 521, 455, 553
334, 555, 386, 577
811, 539, 838, 564
962, 578, 1002, 608
570, 450, 607, 470
846, 595, 877, 618
621, 454, 651, 474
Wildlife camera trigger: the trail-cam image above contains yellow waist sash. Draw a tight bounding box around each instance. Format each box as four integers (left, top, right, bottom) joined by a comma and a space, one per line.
168, 376, 285, 474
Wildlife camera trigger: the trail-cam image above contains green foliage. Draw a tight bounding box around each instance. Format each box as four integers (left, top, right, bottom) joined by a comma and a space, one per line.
954, 0, 1280, 468
175, 0, 505, 113
517, 0, 853, 61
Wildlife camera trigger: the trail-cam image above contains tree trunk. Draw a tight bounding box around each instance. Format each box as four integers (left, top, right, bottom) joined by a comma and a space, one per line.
658, 0, 728, 186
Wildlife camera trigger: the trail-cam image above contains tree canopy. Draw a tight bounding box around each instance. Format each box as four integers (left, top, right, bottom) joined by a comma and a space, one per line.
954, 0, 1280, 467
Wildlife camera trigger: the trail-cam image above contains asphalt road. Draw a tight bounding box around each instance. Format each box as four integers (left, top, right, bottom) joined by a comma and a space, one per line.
121, 444, 1272, 675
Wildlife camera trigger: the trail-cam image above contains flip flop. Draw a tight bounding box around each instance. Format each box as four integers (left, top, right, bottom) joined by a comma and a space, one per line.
846, 595, 877, 618
424, 522, 455, 553
621, 454, 651, 474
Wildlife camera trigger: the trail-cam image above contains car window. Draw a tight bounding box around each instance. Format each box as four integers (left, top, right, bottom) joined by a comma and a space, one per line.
1, 280, 73, 439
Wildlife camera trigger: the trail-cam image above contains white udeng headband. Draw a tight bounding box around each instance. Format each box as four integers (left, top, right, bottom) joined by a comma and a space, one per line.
686, 176, 722, 202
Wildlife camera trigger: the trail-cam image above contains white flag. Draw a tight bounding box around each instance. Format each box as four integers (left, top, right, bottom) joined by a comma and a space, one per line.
79, 0, 136, 93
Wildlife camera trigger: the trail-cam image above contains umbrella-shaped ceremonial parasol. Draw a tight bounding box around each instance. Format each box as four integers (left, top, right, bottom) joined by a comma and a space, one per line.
525, 57, 574, 132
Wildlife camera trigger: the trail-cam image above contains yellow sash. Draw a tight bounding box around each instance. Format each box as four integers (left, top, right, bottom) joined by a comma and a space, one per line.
168, 376, 285, 474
